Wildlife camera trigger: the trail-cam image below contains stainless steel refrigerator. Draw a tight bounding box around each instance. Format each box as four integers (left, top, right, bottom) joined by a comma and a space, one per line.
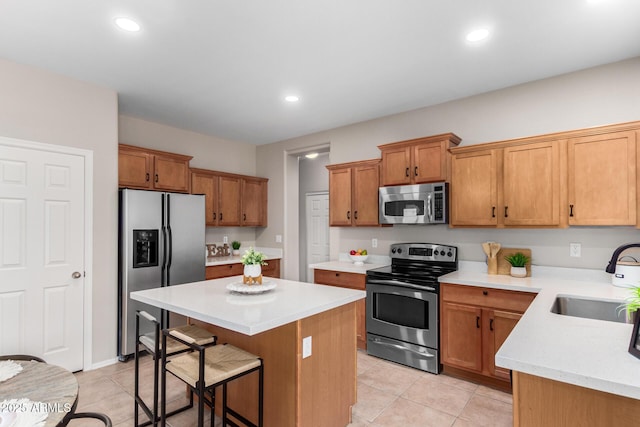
118, 188, 205, 361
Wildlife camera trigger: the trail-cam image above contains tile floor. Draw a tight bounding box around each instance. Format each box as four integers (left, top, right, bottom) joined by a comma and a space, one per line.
71, 351, 512, 426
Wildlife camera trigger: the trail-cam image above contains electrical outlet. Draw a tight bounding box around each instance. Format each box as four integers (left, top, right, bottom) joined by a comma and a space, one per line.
372, 238, 378, 248
302, 336, 312, 358
570, 242, 581, 257
276, 234, 282, 243
223, 236, 228, 244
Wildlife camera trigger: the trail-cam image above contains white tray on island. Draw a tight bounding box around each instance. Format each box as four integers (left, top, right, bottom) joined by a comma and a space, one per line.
226, 281, 277, 294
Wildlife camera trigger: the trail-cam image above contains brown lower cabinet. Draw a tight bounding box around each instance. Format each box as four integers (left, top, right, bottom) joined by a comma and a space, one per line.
205, 259, 280, 280
512, 371, 640, 426
313, 269, 366, 350
440, 283, 535, 389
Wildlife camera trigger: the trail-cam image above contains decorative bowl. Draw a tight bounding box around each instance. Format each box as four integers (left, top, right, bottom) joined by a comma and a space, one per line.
349, 254, 369, 265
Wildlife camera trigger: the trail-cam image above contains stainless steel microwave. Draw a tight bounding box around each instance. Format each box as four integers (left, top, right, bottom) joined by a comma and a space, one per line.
379, 183, 448, 224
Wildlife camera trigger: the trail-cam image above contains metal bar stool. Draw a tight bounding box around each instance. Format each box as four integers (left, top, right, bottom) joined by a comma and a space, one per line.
134, 310, 216, 427
160, 330, 264, 427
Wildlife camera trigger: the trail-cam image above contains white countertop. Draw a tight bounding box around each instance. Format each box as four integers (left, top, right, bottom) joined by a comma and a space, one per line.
130, 276, 365, 336
439, 268, 640, 399
309, 260, 388, 275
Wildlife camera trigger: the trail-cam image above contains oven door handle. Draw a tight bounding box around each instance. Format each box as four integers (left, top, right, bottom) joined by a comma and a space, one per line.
367, 279, 436, 292
369, 338, 435, 358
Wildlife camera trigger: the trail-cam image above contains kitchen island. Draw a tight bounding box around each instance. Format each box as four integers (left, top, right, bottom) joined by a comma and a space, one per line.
130, 276, 365, 427
440, 267, 640, 426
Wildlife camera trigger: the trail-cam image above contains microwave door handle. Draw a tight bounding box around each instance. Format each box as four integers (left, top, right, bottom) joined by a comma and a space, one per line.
427, 192, 433, 222
367, 279, 436, 292
368, 338, 435, 358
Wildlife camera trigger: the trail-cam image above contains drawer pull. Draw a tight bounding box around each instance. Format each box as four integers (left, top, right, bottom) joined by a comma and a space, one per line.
335, 273, 340, 277
483, 290, 488, 296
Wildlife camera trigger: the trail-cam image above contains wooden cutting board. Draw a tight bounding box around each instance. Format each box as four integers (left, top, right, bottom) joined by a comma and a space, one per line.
496, 248, 532, 277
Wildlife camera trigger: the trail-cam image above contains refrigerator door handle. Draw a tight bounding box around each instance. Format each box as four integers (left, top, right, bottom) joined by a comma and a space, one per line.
161, 193, 168, 286
166, 193, 173, 285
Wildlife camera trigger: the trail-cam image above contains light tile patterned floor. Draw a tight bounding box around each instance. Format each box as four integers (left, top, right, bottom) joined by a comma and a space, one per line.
72, 350, 512, 426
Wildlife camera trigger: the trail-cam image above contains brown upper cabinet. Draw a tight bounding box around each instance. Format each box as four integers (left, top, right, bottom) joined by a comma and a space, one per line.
378, 133, 461, 186
191, 168, 268, 227
450, 121, 640, 228
568, 130, 637, 225
118, 144, 192, 193
450, 140, 563, 227
326, 159, 380, 226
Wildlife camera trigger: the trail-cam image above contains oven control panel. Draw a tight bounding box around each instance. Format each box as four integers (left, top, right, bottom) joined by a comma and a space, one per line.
389, 243, 457, 262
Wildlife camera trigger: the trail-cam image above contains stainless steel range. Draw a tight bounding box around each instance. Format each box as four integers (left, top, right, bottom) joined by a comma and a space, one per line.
366, 242, 458, 374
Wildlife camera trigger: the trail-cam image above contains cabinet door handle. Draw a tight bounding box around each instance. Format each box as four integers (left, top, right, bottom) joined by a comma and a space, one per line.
492, 206, 496, 218
347, 210, 351, 220
405, 167, 409, 177
145, 173, 150, 182
414, 166, 418, 177
569, 204, 574, 217
476, 316, 480, 329
220, 213, 223, 220
155, 174, 159, 183
490, 318, 494, 331
213, 212, 216, 221
243, 213, 246, 221
354, 211, 358, 220
504, 206, 509, 218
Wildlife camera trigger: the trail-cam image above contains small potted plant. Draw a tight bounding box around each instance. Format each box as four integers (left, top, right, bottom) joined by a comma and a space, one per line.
241, 247, 268, 284
625, 285, 640, 322
231, 240, 241, 256
504, 252, 530, 278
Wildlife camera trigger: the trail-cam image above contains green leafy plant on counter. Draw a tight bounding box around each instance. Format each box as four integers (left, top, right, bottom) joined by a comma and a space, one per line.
231, 240, 241, 250
241, 247, 267, 266
504, 252, 530, 267
626, 286, 640, 317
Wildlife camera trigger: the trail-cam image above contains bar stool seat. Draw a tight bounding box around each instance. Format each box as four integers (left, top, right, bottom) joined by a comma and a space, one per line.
161, 333, 264, 427
167, 344, 262, 388
139, 324, 215, 354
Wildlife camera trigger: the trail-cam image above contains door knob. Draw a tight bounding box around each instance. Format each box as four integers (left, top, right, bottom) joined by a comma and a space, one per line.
72, 271, 82, 279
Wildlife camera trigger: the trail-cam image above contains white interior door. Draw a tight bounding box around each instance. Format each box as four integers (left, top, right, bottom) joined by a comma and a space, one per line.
0, 142, 85, 371
306, 193, 329, 282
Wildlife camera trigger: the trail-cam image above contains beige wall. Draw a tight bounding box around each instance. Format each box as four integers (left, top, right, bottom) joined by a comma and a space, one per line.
119, 115, 256, 174
0, 58, 118, 365
257, 57, 640, 275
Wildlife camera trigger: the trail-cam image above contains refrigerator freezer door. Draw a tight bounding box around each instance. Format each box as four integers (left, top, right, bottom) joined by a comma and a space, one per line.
118, 189, 164, 360
166, 193, 206, 286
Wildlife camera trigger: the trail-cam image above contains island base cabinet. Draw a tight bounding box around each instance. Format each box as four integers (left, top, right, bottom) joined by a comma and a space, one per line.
190, 302, 357, 427
513, 371, 640, 427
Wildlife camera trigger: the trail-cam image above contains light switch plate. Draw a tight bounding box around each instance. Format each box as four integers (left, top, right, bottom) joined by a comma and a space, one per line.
372, 238, 378, 248
223, 236, 228, 244
302, 336, 312, 358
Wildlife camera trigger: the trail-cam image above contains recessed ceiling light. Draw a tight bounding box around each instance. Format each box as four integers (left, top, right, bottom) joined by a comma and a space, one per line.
114, 17, 141, 32
305, 153, 319, 159
466, 28, 490, 43
285, 95, 299, 103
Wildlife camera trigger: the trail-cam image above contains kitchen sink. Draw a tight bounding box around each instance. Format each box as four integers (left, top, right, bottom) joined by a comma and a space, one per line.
550, 295, 628, 323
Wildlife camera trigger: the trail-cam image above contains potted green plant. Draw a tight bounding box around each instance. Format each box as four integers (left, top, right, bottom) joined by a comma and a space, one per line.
504, 252, 530, 278
231, 240, 241, 256
241, 247, 268, 281
625, 285, 640, 322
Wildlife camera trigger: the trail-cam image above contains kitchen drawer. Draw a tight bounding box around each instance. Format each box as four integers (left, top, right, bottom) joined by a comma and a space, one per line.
441, 283, 535, 313
206, 263, 244, 280
314, 269, 365, 290
262, 259, 281, 278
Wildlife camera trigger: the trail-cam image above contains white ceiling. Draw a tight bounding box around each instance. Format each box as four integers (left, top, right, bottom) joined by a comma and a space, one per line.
1, 0, 639, 145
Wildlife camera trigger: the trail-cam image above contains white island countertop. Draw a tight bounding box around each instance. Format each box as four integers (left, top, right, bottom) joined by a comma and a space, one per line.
130, 276, 365, 336
439, 268, 640, 399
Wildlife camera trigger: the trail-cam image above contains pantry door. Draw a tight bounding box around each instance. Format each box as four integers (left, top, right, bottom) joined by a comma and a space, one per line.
306, 192, 329, 281
0, 137, 88, 371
